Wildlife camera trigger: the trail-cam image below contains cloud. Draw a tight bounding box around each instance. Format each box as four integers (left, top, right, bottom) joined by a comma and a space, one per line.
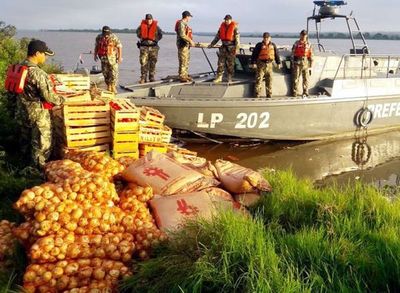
1, 0, 399, 32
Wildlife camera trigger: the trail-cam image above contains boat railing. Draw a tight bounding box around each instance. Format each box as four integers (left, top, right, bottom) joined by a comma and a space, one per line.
333, 54, 400, 80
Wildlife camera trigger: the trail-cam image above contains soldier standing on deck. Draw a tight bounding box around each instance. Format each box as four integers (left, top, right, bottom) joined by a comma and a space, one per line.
251, 32, 281, 98
208, 14, 240, 83
14, 40, 64, 169
136, 14, 163, 84
291, 29, 313, 97
94, 26, 123, 93
175, 10, 195, 82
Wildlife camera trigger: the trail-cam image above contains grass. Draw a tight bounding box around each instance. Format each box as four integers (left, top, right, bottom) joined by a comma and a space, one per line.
123, 170, 400, 293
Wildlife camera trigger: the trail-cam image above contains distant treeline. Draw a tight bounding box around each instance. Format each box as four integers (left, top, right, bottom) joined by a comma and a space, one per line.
45, 29, 400, 40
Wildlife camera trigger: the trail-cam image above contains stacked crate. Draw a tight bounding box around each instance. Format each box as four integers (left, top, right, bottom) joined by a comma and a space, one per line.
61, 100, 111, 152
111, 100, 140, 159
139, 106, 172, 157
51, 74, 92, 102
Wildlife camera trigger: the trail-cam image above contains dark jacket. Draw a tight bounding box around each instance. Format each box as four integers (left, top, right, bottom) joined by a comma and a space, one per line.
251, 41, 281, 65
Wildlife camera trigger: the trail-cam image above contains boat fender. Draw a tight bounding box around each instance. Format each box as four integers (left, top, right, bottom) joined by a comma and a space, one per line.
354, 108, 373, 127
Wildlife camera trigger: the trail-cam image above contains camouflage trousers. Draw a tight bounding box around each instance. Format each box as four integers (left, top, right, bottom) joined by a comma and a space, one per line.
178, 46, 190, 79
254, 60, 273, 97
100, 57, 119, 86
15, 99, 53, 169
292, 58, 310, 96
139, 46, 159, 81
216, 45, 236, 79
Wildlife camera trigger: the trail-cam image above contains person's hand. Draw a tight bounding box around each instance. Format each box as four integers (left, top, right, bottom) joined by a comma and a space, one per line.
190, 40, 196, 47
277, 63, 282, 69
249, 63, 257, 69
94, 55, 98, 62
117, 57, 123, 64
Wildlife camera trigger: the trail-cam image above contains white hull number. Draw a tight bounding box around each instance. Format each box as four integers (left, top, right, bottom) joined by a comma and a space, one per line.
197, 112, 270, 129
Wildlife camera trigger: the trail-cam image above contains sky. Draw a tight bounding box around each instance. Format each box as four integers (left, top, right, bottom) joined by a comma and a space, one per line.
1, 0, 399, 33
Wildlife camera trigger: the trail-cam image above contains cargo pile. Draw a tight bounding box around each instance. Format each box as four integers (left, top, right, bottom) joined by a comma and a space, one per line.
12, 151, 167, 292
55, 96, 175, 158
0, 220, 17, 271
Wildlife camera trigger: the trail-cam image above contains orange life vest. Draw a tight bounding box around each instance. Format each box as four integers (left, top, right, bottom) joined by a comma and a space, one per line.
258, 43, 275, 61
5, 64, 28, 94
96, 35, 115, 57
175, 20, 193, 40
219, 21, 236, 42
140, 20, 158, 41
293, 41, 312, 58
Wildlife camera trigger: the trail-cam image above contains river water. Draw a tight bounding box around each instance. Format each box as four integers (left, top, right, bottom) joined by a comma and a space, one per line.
15, 31, 400, 187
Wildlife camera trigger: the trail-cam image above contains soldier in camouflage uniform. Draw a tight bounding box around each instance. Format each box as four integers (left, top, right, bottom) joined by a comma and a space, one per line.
94, 26, 123, 93
250, 32, 281, 98
208, 15, 240, 83
15, 40, 64, 169
291, 30, 313, 97
175, 11, 195, 82
137, 14, 163, 83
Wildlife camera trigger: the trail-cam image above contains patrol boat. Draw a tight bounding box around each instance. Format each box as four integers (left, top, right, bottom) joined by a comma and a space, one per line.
118, 1, 400, 140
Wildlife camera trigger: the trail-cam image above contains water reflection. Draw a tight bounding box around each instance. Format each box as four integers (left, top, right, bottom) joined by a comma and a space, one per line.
186, 130, 400, 186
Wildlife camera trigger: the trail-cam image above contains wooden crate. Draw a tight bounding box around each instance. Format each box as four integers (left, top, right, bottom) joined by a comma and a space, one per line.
139, 125, 172, 144
61, 91, 92, 103
111, 100, 140, 131
74, 144, 110, 152
112, 130, 140, 143
176, 147, 198, 157
139, 143, 167, 157
140, 106, 165, 125
91, 88, 115, 102
63, 100, 110, 127
166, 143, 178, 152
64, 125, 111, 147
113, 141, 139, 153
53, 74, 90, 92
113, 151, 139, 159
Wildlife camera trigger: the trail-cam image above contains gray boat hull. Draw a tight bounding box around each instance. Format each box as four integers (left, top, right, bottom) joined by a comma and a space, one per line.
122, 94, 400, 140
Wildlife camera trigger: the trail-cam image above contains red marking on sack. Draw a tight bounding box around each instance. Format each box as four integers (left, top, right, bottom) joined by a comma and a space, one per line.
143, 167, 170, 180
176, 199, 199, 216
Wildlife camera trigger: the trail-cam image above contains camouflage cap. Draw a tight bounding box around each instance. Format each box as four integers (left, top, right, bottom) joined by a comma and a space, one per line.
27, 39, 54, 56
182, 10, 193, 18
102, 26, 111, 34
263, 32, 271, 38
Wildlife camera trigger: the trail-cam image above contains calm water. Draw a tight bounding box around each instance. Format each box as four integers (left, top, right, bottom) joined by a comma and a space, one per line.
15, 31, 400, 186
16, 31, 400, 85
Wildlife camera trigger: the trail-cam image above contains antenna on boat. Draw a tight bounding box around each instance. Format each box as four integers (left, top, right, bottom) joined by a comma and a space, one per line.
307, 1, 369, 54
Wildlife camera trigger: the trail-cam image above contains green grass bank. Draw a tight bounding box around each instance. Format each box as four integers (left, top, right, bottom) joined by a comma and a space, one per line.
123, 170, 400, 293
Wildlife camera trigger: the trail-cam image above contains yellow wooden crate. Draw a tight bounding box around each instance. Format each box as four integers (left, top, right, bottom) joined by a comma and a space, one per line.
112, 130, 140, 143
139, 143, 167, 157
63, 100, 110, 127
64, 125, 111, 147
53, 74, 91, 91
62, 91, 92, 103
176, 147, 198, 157
113, 151, 139, 159
139, 125, 172, 144
113, 141, 139, 152
111, 100, 140, 131
76, 143, 110, 152
140, 106, 165, 125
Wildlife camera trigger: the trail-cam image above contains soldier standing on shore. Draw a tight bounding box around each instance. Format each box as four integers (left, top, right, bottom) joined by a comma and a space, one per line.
94, 26, 123, 93
175, 10, 195, 82
251, 32, 281, 98
208, 14, 240, 83
15, 40, 64, 169
291, 30, 313, 97
136, 14, 163, 84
